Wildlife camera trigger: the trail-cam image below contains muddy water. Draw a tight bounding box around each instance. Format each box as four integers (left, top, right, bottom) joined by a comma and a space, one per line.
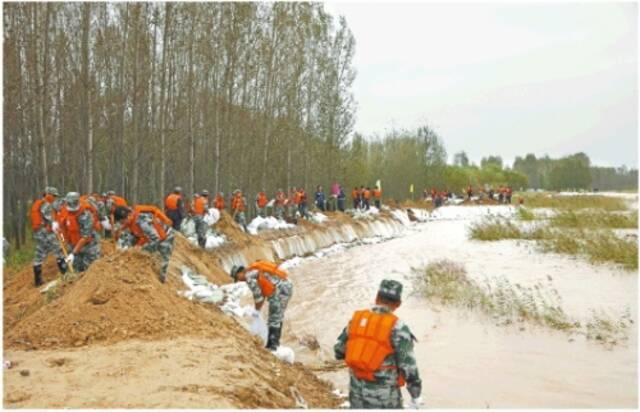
284, 207, 638, 408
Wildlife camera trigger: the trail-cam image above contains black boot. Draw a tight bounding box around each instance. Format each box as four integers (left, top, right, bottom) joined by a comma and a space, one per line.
266, 326, 282, 351
33, 265, 43, 287
56, 258, 68, 275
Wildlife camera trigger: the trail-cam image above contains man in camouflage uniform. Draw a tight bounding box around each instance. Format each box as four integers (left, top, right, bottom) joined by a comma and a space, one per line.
191, 190, 209, 248
231, 189, 248, 231
334, 279, 423, 409
114, 205, 175, 283
230, 262, 293, 351
274, 189, 286, 220
31, 187, 68, 286
61, 192, 101, 273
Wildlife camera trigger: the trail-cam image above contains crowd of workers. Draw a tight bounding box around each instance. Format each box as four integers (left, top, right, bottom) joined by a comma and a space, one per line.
29, 182, 424, 409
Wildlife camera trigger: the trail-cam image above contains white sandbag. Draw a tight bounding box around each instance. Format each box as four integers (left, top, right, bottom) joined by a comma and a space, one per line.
250, 313, 269, 344
272, 345, 295, 364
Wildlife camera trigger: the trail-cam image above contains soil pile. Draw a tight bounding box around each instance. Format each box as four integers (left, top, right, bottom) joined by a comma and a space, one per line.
462, 198, 499, 206
4, 248, 231, 350
3, 240, 116, 332
214, 211, 252, 244
170, 234, 231, 285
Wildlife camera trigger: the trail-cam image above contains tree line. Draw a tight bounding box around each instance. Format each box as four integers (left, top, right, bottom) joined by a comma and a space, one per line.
4, 2, 357, 248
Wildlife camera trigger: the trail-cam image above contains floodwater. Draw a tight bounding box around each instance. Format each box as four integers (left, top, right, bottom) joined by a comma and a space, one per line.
283, 206, 638, 408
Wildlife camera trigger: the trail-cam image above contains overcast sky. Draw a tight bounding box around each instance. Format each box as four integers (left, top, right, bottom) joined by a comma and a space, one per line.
324, 2, 638, 168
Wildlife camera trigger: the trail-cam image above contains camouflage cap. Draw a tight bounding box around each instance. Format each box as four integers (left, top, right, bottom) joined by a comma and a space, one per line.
201, 189, 209, 196
107, 190, 116, 196
174, 186, 183, 193
377, 279, 403, 303
230, 265, 245, 281
65, 192, 81, 211
45, 186, 59, 197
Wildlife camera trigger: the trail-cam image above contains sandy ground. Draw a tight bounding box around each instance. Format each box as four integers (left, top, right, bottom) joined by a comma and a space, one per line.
4, 336, 339, 409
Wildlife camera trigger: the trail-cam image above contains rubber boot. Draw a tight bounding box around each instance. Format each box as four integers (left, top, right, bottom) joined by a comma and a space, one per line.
33, 265, 43, 287
266, 326, 282, 351
56, 258, 68, 275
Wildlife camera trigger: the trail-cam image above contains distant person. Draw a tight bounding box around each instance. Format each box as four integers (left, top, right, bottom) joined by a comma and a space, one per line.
351, 187, 359, 210
230, 261, 293, 351
315, 185, 326, 212
298, 187, 310, 219
231, 189, 248, 231
274, 189, 286, 220
466, 185, 473, 200
337, 186, 346, 212
164, 186, 185, 231
214, 191, 225, 212
255, 189, 269, 218
330, 182, 340, 211
192, 190, 210, 248
363, 187, 371, 210
506, 186, 513, 204
373, 186, 382, 209
334, 280, 422, 409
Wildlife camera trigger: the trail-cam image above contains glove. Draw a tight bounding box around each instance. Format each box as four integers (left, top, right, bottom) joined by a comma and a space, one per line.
65, 253, 74, 265
51, 221, 59, 233
408, 397, 423, 409
101, 218, 112, 231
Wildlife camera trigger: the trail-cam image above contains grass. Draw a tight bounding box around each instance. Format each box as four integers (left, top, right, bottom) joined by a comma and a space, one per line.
550, 210, 637, 229
469, 217, 638, 271
517, 193, 629, 211
517, 207, 536, 221
413, 259, 631, 346
4, 236, 36, 273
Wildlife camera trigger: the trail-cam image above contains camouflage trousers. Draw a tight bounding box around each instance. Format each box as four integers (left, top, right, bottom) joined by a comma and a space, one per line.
274, 205, 285, 220
142, 230, 175, 282
256, 206, 267, 218
348, 375, 403, 409
193, 215, 208, 247
288, 205, 298, 220
33, 229, 64, 266
234, 211, 246, 228
267, 279, 293, 328
72, 240, 101, 273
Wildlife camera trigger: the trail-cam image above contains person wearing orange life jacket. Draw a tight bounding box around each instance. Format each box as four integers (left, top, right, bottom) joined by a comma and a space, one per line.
105, 190, 128, 237
191, 190, 210, 248
255, 190, 269, 218
164, 186, 185, 231
230, 261, 293, 351
297, 187, 310, 220
334, 279, 422, 409
274, 189, 286, 220
58, 192, 102, 273
373, 186, 382, 209
113, 204, 175, 283
362, 187, 372, 210
30, 186, 68, 286
214, 192, 225, 212
231, 189, 248, 231
351, 187, 359, 210
287, 187, 298, 220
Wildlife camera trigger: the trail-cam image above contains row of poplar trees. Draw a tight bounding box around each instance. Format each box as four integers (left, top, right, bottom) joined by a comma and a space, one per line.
3, 2, 357, 247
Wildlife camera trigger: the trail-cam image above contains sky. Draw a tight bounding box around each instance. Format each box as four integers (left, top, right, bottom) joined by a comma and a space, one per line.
324, 2, 638, 168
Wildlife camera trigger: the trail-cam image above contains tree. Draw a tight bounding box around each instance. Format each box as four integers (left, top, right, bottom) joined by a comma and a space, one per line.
453, 151, 469, 167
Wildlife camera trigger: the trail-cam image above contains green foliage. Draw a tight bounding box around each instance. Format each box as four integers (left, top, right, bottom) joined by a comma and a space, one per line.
549, 153, 591, 190
517, 207, 536, 221
550, 210, 638, 229
519, 193, 628, 210
469, 218, 524, 241
4, 236, 35, 272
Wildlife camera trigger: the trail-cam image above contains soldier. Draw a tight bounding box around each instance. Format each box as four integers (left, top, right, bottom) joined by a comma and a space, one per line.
164, 186, 185, 231
373, 186, 382, 209
297, 187, 310, 219
334, 279, 423, 409
214, 191, 225, 212
230, 261, 293, 351
191, 190, 209, 248
59, 192, 102, 273
274, 189, 286, 220
30, 187, 68, 286
255, 189, 269, 218
113, 204, 175, 283
288, 187, 299, 220
231, 189, 248, 231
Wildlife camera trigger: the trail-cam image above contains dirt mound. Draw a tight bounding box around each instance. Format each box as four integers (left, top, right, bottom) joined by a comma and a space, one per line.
4, 247, 233, 350
170, 234, 232, 285
461, 197, 499, 206
3, 240, 116, 333
214, 211, 252, 244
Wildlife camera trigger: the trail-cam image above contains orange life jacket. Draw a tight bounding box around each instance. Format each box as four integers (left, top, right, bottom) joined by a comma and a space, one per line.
275, 192, 285, 206
30, 195, 55, 232
293, 191, 302, 205
128, 205, 172, 246
192, 196, 208, 215
165, 193, 181, 211
351, 190, 358, 199
62, 201, 99, 246
345, 309, 405, 387
109, 195, 128, 214
363, 190, 371, 200
232, 195, 246, 212
247, 261, 288, 298
373, 189, 382, 199
257, 192, 268, 208
214, 195, 225, 210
